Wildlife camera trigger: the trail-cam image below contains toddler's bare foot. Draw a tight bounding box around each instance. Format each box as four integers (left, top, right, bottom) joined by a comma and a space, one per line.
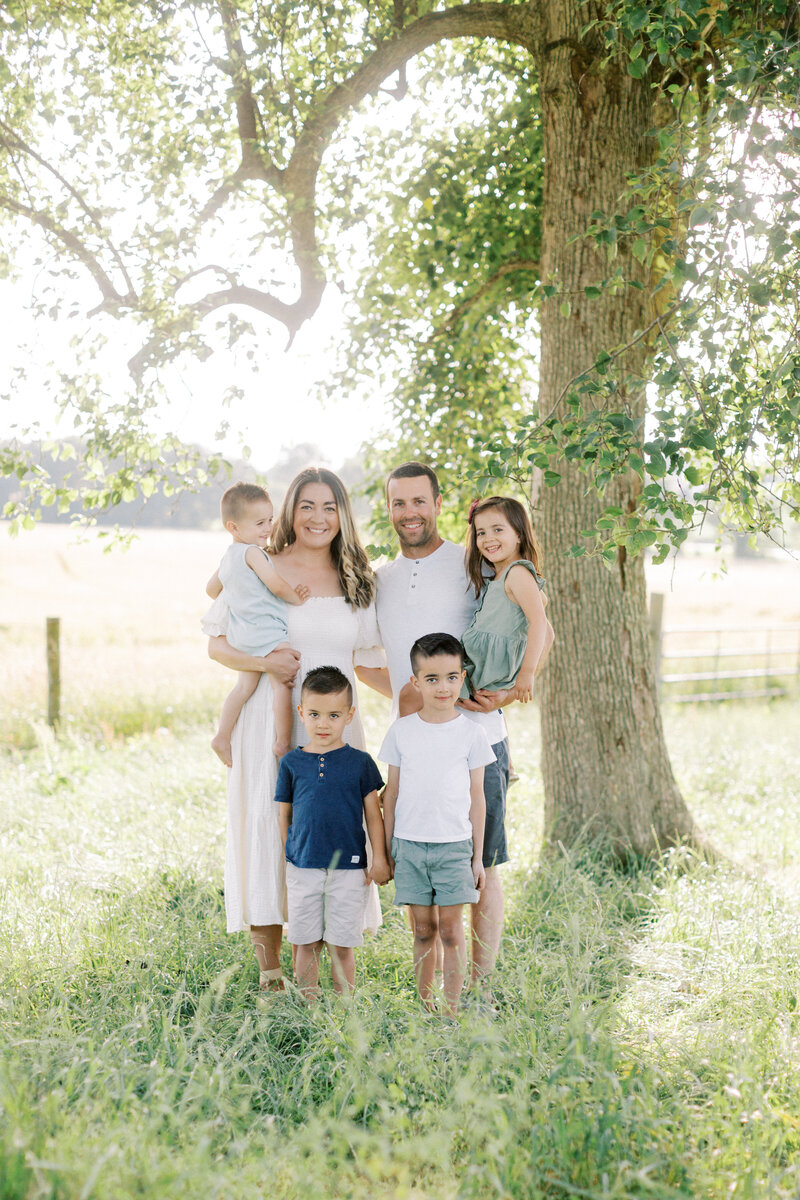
273, 740, 290, 760
211, 733, 232, 767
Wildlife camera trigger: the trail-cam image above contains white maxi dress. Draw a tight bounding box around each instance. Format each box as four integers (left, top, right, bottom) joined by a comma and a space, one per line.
202, 595, 385, 934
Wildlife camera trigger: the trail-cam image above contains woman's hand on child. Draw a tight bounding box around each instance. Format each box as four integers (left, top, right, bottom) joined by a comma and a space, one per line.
263, 646, 302, 685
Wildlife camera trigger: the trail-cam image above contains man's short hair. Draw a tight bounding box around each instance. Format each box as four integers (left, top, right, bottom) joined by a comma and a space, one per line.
385, 461, 440, 501
300, 665, 353, 706
410, 632, 464, 675
220, 481, 271, 525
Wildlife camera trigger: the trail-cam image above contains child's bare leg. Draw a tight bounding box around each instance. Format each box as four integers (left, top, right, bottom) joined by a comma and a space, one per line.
407, 907, 444, 974
295, 940, 324, 1002
327, 945, 356, 996
438, 905, 467, 1016
271, 680, 294, 759
269, 640, 294, 759
212, 670, 260, 766
410, 905, 439, 1011
250, 924, 284, 994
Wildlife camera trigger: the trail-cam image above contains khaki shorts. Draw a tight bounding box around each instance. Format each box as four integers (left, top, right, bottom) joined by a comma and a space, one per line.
285, 862, 369, 947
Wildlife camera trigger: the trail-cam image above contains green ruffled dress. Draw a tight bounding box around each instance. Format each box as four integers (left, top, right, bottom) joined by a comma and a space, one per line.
461, 559, 545, 697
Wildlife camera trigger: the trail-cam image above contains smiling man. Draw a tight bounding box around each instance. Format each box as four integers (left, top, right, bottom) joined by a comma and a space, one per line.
372, 462, 511, 988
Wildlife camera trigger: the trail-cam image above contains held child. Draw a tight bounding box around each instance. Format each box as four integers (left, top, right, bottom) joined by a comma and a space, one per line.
380, 633, 495, 1017
275, 666, 390, 1001
461, 496, 554, 706
207, 482, 309, 766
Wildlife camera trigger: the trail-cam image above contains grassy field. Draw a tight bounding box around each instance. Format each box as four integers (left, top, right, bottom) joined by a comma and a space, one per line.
2, 527, 800, 1198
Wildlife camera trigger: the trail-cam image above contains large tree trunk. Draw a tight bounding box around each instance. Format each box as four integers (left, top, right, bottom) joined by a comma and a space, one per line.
533, 2, 693, 853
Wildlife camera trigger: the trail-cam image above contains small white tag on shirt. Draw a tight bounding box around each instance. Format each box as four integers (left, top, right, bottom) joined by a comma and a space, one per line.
351, 855, 360, 863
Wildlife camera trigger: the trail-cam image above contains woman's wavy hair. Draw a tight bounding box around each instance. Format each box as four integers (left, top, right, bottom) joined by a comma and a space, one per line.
271, 467, 375, 608
465, 495, 543, 598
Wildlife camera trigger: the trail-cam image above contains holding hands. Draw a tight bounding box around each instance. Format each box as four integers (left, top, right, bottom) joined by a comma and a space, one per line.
365, 856, 393, 886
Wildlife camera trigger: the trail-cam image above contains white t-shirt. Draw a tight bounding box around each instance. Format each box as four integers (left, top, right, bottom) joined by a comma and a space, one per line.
375, 539, 506, 744
379, 713, 496, 842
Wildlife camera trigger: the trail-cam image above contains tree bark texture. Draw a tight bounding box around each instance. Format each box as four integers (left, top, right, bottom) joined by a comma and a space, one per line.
533, 1, 693, 853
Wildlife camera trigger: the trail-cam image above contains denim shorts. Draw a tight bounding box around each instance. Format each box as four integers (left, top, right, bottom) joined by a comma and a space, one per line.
483, 737, 510, 868
392, 837, 479, 907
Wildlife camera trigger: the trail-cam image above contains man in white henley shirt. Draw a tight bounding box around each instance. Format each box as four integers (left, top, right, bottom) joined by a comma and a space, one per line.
373, 462, 512, 983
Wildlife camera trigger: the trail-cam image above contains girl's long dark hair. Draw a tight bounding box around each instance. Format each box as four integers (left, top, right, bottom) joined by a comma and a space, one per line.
465, 495, 543, 598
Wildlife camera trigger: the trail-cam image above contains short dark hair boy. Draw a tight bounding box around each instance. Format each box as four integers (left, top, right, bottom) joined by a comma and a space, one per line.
379, 636, 495, 1016
275, 669, 390, 1000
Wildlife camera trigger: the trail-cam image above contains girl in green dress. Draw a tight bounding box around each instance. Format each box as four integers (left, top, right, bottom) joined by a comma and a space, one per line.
462, 496, 554, 705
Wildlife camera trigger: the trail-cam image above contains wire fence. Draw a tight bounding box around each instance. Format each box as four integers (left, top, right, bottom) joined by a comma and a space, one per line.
650, 595, 800, 703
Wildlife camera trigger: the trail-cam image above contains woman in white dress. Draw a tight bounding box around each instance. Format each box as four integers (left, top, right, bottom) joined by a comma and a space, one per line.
204, 468, 386, 993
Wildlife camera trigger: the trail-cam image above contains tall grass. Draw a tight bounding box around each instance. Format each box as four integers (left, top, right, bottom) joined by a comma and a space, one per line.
2, 699, 799, 1198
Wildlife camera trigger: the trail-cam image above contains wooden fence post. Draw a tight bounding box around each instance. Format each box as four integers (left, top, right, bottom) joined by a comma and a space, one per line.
46, 617, 61, 729
649, 593, 664, 696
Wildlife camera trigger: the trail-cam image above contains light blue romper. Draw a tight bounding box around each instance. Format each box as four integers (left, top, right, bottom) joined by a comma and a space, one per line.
460, 559, 545, 697
218, 542, 289, 656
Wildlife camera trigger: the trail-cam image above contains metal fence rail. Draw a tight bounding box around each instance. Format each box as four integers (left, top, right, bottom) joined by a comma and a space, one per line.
649, 598, 800, 703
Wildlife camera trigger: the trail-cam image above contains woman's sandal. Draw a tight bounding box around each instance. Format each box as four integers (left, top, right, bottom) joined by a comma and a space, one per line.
258, 967, 286, 999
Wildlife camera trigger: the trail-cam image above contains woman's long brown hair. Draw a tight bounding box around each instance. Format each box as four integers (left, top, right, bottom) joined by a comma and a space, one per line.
270, 467, 375, 608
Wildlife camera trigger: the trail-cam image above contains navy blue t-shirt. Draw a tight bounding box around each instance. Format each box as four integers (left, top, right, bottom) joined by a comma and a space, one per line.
274, 744, 384, 870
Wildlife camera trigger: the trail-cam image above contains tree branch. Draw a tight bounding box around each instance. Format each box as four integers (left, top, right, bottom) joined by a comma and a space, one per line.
217, 0, 282, 189
429, 258, 540, 338
126, 282, 321, 380
0, 118, 137, 299
274, 3, 540, 347
192, 4, 541, 361
0, 195, 132, 311
13, 2, 542, 374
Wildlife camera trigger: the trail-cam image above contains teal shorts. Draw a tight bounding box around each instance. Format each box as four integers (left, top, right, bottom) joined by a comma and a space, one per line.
392, 837, 479, 907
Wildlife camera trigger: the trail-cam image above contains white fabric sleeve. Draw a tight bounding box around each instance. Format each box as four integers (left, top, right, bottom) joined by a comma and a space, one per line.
353, 601, 387, 669
468, 724, 497, 769
378, 721, 401, 766
201, 593, 230, 638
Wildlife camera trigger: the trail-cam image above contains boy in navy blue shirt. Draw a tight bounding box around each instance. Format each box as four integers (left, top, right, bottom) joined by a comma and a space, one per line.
275, 666, 390, 1000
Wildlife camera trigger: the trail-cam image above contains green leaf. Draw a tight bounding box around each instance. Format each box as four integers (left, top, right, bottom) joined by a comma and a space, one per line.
689, 205, 711, 228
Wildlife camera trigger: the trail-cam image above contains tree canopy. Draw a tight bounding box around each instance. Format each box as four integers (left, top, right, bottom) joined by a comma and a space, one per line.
2, 1, 797, 549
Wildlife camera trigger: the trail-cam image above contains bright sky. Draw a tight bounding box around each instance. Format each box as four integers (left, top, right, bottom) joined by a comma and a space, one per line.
0, 269, 391, 471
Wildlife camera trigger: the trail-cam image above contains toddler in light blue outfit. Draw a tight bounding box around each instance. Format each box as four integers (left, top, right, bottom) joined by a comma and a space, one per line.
207, 482, 309, 766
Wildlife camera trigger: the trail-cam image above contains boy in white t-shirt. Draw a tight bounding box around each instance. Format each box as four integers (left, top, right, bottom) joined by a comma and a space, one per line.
380, 632, 495, 1016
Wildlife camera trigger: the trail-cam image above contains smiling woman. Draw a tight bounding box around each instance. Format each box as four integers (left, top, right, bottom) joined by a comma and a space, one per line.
203, 467, 385, 994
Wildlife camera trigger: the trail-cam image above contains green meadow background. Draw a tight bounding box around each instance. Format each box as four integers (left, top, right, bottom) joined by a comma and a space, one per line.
2, 525, 800, 1198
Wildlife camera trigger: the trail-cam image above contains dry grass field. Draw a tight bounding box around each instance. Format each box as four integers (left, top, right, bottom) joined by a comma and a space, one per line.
1, 522, 799, 744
